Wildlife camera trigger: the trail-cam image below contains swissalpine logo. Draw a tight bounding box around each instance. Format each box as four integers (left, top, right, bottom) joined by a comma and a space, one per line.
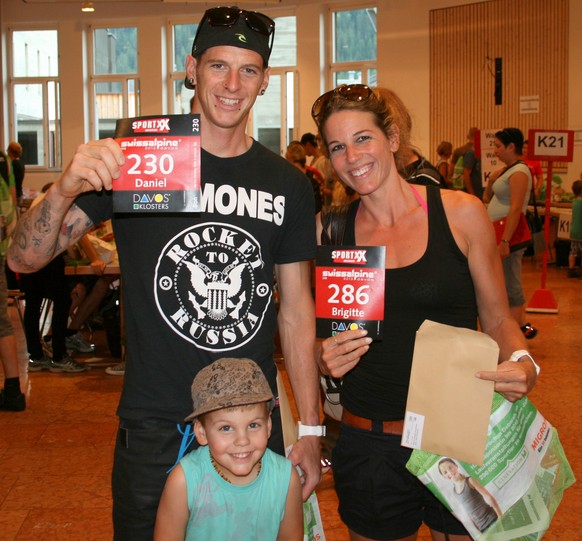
132, 118, 171, 133
331, 249, 367, 265
154, 222, 271, 352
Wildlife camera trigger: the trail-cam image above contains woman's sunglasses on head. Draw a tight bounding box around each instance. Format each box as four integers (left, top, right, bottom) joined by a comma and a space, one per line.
311, 84, 374, 124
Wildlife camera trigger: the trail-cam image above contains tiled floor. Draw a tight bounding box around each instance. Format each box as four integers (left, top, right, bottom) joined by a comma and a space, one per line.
0, 257, 580, 540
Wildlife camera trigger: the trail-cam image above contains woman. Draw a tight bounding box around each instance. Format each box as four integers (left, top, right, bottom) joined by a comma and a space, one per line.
436, 140, 454, 188
312, 85, 538, 541
483, 129, 537, 339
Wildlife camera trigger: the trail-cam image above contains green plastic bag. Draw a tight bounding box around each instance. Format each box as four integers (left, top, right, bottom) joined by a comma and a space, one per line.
406, 394, 575, 540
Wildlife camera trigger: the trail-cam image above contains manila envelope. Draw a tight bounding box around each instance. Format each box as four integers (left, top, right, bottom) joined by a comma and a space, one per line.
401, 320, 498, 465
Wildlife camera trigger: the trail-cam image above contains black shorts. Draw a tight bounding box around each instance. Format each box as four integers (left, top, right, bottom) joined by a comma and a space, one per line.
332, 423, 469, 540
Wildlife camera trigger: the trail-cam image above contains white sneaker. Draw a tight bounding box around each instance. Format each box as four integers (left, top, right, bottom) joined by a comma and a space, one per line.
105, 361, 125, 376
66, 332, 96, 353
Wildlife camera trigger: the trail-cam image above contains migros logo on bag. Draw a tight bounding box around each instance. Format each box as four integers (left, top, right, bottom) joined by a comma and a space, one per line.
531, 419, 551, 453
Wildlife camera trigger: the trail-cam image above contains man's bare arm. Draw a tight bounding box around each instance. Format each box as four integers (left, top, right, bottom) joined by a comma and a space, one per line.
8, 193, 93, 273
8, 138, 124, 274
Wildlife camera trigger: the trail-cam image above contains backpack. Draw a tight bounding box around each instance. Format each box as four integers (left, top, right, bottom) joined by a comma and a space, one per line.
451, 155, 465, 190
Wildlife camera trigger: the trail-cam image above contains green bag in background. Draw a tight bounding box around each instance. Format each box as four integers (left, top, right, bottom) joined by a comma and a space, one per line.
406, 394, 575, 540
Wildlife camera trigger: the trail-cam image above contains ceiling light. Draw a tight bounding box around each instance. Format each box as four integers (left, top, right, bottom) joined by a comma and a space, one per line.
81, 2, 95, 12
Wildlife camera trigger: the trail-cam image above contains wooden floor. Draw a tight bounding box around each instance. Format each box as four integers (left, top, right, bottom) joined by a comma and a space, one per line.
0, 256, 580, 540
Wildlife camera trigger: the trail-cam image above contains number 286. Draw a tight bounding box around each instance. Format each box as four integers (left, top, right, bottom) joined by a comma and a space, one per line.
327, 284, 370, 305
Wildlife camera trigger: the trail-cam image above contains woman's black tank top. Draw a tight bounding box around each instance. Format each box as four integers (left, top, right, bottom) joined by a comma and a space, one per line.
340, 186, 478, 420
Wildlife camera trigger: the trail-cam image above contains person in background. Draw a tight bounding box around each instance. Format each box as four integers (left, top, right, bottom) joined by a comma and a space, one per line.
300, 132, 325, 173
20, 184, 87, 374
154, 357, 303, 541
285, 141, 323, 214
567, 179, 582, 278
8, 7, 322, 539
312, 84, 538, 541
65, 225, 118, 354
0, 277, 24, 410
0, 141, 24, 411
451, 127, 478, 192
462, 135, 483, 199
300, 132, 330, 203
483, 128, 538, 340
436, 140, 454, 188
522, 139, 544, 199
7, 142, 25, 203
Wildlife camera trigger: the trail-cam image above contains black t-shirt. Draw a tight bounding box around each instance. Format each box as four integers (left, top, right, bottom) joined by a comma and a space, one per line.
76, 140, 316, 421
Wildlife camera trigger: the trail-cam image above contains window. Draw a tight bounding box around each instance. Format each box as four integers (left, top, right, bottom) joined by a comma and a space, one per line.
89, 26, 139, 139
169, 22, 197, 114
330, 7, 377, 87
8, 29, 61, 169
251, 15, 298, 155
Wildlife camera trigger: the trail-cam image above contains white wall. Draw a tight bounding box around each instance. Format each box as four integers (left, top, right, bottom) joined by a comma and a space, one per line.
2, 0, 581, 192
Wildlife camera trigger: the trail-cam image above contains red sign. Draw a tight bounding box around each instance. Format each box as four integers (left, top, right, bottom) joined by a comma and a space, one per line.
527, 129, 574, 161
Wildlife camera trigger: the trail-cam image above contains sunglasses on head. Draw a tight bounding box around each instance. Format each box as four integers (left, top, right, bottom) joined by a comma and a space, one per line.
196, 7, 275, 53
311, 84, 375, 125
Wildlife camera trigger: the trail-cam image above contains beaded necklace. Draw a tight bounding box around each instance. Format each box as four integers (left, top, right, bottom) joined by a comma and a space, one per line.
210, 453, 262, 484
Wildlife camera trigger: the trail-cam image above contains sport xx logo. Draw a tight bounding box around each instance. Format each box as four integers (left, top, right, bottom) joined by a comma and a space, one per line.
331, 249, 367, 265
154, 222, 271, 352
132, 118, 171, 133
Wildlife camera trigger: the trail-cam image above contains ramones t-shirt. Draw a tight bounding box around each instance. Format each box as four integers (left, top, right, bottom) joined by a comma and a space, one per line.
76, 140, 316, 421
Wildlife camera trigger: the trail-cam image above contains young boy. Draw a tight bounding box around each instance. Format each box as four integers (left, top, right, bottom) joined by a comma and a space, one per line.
568, 179, 582, 278
154, 358, 303, 541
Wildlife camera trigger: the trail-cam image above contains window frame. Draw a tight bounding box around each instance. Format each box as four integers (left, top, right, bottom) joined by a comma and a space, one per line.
7, 26, 62, 171
87, 24, 140, 140
326, 3, 377, 89
166, 17, 198, 114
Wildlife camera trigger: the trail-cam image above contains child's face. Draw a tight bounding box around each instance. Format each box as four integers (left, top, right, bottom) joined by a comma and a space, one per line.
194, 403, 271, 485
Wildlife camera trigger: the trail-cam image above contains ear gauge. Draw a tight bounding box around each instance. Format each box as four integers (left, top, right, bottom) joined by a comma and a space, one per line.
260, 89, 266, 96
188, 78, 194, 86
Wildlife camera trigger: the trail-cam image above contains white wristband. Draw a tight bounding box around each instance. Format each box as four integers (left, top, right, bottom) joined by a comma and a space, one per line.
297, 422, 326, 438
509, 349, 540, 375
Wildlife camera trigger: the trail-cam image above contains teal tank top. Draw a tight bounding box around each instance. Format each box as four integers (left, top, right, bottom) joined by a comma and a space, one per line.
182, 446, 292, 540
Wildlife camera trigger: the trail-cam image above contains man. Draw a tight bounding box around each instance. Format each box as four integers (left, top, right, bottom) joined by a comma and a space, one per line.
451, 127, 483, 199
8, 6, 322, 539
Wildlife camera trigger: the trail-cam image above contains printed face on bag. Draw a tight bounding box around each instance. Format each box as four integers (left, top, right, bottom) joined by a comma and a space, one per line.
438, 459, 462, 481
